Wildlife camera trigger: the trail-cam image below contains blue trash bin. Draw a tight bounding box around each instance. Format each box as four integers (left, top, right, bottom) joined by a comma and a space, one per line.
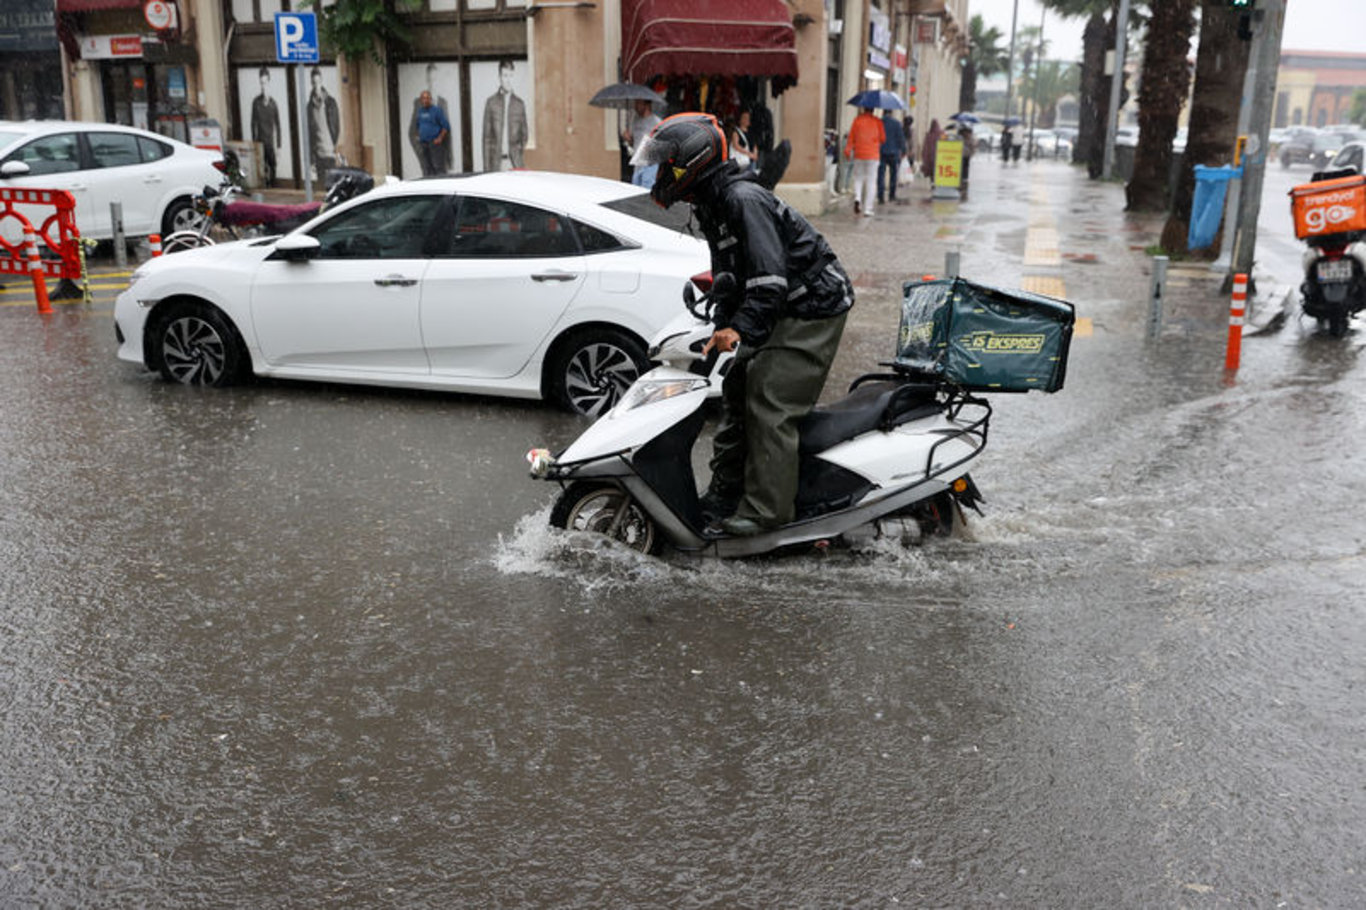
1188, 164, 1242, 250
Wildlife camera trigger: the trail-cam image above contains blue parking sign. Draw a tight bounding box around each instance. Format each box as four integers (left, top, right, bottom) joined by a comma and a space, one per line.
274, 11, 319, 64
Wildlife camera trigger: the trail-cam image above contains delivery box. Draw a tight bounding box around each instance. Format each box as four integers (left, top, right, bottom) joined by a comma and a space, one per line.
1290, 172, 1366, 240
896, 278, 1075, 393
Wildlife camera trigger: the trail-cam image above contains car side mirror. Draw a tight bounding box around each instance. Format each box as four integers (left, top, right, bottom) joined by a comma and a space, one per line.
271, 233, 321, 261
1, 160, 31, 178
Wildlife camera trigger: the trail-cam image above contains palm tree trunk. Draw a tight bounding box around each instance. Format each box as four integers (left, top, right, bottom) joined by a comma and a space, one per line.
1125, 0, 1197, 211
1076, 11, 1111, 177
1159, 4, 1252, 253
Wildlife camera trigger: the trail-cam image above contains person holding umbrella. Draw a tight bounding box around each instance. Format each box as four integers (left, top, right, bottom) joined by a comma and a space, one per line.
622, 98, 661, 185
844, 106, 884, 217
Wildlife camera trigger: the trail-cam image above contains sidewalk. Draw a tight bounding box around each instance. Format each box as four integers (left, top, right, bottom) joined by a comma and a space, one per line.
803, 151, 1294, 347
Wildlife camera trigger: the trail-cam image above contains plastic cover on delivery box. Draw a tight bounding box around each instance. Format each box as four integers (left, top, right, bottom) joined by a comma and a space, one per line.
896, 278, 1075, 393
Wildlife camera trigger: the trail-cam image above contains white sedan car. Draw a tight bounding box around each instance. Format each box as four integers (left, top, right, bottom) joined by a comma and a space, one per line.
114, 171, 711, 416
0, 120, 225, 241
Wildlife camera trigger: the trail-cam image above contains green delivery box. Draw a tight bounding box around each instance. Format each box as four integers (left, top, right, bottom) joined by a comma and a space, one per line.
896, 278, 1075, 392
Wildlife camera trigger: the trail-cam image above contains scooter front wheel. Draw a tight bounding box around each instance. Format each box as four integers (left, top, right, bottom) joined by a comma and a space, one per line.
549, 482, 662, 555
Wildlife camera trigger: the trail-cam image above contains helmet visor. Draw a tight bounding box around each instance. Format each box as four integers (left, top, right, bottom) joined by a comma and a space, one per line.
630, 133, 670, 169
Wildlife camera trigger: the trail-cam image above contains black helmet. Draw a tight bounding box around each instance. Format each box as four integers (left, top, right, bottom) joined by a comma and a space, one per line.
630, 112, 728, 207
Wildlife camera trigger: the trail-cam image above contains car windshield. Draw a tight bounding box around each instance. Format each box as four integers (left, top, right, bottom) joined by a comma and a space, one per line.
600, 192, 697, 238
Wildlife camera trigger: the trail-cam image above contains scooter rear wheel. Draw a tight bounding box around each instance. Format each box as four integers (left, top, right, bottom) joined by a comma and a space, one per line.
549, 482, 663, 555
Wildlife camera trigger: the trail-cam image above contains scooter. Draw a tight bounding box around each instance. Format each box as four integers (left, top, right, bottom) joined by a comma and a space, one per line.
1293, 168, 1366, 336
527, 274, 1002, 559
161, 167, 374, 253
1300, 233, 1366, 336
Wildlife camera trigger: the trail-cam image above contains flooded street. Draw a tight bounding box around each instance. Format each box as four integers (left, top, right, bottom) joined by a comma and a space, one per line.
2, 158, 1364, 906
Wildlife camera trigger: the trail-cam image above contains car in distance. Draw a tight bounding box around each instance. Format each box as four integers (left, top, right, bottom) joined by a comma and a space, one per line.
114, 171, 711, 417
0, 120, 225, 242
1326, 140, 1365, 174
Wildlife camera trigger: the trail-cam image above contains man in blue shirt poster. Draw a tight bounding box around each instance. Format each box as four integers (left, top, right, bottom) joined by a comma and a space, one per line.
415, 90, 451, 177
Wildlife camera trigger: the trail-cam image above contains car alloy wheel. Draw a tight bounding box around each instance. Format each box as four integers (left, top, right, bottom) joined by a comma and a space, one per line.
549, 328, 648, 417
154, 303, 247, 387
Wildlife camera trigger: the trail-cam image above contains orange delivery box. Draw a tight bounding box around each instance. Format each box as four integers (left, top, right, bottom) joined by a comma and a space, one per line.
1289, 172, 1366, 239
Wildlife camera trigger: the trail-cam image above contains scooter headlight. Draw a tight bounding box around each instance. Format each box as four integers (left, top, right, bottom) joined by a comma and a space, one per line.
616, 378, 708, 412
526, 447, 556, 478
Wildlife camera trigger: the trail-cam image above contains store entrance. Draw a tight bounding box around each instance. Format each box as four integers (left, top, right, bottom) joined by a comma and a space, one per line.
101, 62, 191, 143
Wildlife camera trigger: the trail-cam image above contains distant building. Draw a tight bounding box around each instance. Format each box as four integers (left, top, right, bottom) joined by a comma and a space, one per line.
1276, 50, 1366, 127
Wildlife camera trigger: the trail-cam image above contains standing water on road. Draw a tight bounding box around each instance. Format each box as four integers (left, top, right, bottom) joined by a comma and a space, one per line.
1, 156, 1362, 907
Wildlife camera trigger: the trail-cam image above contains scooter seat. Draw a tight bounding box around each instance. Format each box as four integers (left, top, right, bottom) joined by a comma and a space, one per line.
799, 380, 940, 454
220, 200, 323, 227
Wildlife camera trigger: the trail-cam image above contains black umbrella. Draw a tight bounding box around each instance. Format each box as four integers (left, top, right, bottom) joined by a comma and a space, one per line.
589, 83, 665, 110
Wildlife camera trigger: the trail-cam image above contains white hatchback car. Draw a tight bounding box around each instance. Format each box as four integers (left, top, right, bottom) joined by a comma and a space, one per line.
0, 120, 225, 241
114, 171, 712, 416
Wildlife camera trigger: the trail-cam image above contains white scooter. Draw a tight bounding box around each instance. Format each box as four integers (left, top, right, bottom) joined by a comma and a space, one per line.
526, 273, 1066, 559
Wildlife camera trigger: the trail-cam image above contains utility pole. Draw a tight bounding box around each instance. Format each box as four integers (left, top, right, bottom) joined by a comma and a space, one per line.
1027, 6, 1046, 159
1004, 0, 1020, 120
1101, 0, 1132, 180
1227, 0, 1287, 291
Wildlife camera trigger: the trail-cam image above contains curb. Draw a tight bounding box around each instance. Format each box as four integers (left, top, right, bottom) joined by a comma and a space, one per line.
1246, 282, 1295, 335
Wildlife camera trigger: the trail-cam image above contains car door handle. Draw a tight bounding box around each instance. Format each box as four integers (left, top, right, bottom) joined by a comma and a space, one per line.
374, 275, 418, 287
531, 271, 578, 282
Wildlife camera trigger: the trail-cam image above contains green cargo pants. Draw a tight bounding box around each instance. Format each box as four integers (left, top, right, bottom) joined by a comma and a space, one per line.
707, 310, 848, 527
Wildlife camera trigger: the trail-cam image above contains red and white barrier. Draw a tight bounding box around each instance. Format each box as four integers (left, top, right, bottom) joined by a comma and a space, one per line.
149, 233, 162, 257
1225, 272, 1247, 372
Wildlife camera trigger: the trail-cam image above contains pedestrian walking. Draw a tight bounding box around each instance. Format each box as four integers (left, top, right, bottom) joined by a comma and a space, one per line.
844, 106, 884, 217
921, 118, 942, 180
621, 98, 662, 186
878, 108, 906, 205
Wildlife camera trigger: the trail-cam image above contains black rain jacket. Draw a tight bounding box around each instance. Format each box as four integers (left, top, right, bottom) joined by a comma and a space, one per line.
692, 163, 854, 348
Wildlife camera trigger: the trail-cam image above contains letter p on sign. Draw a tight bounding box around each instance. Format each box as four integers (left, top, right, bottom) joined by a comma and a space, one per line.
274, 11, 319, 64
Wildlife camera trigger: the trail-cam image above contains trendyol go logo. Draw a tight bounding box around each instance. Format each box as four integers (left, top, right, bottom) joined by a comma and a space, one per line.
1304, 191, 1359, 234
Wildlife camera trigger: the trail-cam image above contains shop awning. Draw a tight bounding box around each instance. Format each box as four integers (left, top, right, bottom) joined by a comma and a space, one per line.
622, 0, 799, 85
57, 0, 143, 11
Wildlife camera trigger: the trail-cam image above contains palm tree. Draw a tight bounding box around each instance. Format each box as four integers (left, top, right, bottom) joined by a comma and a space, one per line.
961, 15, 1009, 113
1159, 3, 1252, 253
1126, 0, 1197, 211
1041, 0, 1116, 174
1019, 60, 1081, 129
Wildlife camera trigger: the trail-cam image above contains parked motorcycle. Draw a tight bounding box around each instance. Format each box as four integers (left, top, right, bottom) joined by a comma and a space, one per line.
161, 167, 374, 253
1291, 167, 1366, 336
527, 273, 1074, 558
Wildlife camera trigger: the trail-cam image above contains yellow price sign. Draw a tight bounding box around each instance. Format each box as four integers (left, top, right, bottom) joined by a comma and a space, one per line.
935, 139, 963, 189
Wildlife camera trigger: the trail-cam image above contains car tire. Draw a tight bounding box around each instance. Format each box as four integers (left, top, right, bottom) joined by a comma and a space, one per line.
150, 301, 249, 387
161, 196, 203, 237
545, 327, 649, 417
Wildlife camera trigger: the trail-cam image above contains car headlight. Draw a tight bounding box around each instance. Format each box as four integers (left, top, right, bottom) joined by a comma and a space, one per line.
616, 378, 707, 412
125, 265, 148, 292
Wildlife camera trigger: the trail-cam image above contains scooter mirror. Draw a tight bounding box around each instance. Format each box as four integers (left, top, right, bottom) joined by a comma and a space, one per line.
712, 271, 737, 298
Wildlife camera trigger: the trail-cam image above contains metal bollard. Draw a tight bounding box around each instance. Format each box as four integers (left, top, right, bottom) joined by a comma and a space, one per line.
945, 250, 961, 278
149, 233, 162, 257
1147, 255, 1168, 340
25, 227, 51, 314
1226, 273, 1247, 371
110, 201, 127, 269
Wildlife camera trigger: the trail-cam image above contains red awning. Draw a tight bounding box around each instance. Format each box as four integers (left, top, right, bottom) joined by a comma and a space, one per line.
57, 0, 143, 11
622, 0, 799, 85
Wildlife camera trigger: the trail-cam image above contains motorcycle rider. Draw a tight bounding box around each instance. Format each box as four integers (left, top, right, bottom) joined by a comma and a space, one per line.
630, 113, 855, 536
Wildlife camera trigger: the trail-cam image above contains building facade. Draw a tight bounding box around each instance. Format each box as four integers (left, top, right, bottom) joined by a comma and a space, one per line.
1275, 50, 1366, 128
44, 0, 964, 215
